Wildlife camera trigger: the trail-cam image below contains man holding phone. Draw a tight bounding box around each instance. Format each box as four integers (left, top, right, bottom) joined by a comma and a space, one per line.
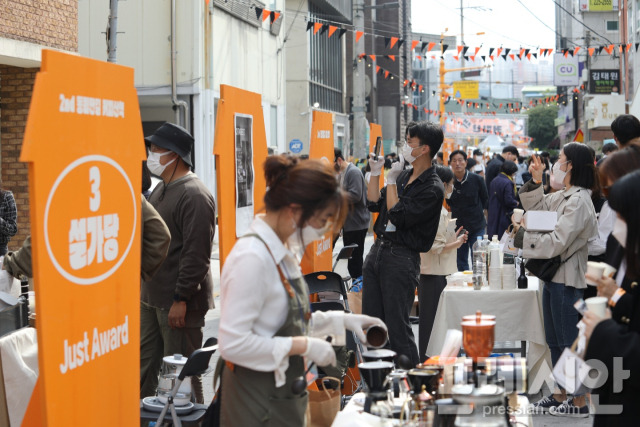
362, 121, 444, 367
334, 148, 370, 289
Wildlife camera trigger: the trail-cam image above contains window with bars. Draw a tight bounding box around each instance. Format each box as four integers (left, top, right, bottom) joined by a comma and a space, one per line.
308, 4, 344, 113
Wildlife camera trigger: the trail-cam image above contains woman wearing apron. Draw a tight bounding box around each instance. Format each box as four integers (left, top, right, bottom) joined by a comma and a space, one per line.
219, 155, 385, 426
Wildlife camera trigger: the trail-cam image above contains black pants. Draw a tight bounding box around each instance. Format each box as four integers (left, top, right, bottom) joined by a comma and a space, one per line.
417, 275, 447, 362
362, 240, 420, 367
342, 229, 367, 279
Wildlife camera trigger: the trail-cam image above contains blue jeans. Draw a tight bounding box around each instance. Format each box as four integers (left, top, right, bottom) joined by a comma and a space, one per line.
456, 229, 484, 271
362, 240, 421, 367
542, 281, 584, 394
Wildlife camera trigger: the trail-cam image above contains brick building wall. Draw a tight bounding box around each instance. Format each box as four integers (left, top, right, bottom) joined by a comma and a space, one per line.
0, 0, 78, 249
0, 0, 78, 51
0, 65, 36, 249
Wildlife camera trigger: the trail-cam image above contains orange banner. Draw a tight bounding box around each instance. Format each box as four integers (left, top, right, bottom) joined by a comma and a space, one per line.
301, 111, 334, 274
21, 50, 145, 425
213, 85, 268, 268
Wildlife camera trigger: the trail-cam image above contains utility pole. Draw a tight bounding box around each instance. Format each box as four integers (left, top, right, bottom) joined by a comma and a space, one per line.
460, 0, 465, 68
107, 0, 119, 63
352, 0, 367, 159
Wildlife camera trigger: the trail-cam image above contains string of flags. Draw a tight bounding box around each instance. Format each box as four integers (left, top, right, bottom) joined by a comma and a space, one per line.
254, 7, 281, 24
306, 18, 640, 62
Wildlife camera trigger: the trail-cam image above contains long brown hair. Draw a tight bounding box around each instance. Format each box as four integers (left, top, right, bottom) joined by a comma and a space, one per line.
263, 154, 347, 232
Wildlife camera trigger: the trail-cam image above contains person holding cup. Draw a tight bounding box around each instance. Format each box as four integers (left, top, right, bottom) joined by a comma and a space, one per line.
510, 143, 598, 416
583, 170, 640, 426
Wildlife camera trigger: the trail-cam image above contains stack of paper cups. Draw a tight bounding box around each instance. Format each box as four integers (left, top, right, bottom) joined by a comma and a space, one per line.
489, 267, 502, 290
502, 264, 517, 290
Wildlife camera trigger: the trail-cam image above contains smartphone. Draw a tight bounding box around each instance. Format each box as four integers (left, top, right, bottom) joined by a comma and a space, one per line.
374, 136, 382, 157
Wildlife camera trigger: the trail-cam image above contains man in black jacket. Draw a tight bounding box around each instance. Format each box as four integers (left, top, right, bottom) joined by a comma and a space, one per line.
485, 145, 519, 191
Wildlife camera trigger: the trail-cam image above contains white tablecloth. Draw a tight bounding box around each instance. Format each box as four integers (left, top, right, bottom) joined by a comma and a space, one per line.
333, 393, 533, 426
426, 277, 551, 393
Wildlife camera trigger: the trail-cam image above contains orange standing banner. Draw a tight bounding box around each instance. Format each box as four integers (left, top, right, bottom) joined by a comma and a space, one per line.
368, 123, 384, 231
21, 50, 145, 425
301, 110, 334, 274
442, 140, 455, 166
213, 85, 268, 268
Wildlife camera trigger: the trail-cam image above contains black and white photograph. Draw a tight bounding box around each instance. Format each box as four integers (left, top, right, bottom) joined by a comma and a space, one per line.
234, 113, 254, 237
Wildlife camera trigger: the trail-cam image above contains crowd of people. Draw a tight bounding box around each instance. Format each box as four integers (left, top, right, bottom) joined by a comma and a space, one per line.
3, 112, 640, 425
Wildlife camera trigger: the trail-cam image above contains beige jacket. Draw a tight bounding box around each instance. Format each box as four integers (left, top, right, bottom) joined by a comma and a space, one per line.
420, 207, 458, 276
519, 182, 597, 288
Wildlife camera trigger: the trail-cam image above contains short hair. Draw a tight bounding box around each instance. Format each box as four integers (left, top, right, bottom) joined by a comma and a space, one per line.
435, 165, 454, 183
500, 160, 518, 175
334, 148, 344, 161
405, 121, 418, 135
602, 142, 618, 155
406, 121, 444, 159
610, 114, 640, 146
540, 151, 550, 159
473, 149, 483, 156
562, 142, 597, 190
449, 150, 467, 162
437, 152, 444, 160
502, 145, 519, 156
466, 158, 477, 170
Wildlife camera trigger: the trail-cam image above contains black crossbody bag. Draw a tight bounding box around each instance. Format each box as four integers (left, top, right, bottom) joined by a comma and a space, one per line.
525, 252, 576, 282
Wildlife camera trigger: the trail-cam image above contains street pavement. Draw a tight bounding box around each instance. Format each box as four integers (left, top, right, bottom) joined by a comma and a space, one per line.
198, 228, 592, 426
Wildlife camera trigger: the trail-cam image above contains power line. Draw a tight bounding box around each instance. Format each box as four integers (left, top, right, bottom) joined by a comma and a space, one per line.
515, 0, 578, 47
550, 0, 615, 46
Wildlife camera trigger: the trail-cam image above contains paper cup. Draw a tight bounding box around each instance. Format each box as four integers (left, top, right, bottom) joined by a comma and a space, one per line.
512, 209, 524, 223
585, 296, 608, 318
601, 263, 617, 278
586, 261, 605, 285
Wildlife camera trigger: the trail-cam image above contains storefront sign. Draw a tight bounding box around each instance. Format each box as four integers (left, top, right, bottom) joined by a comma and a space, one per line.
589, 69, 620, 94
579, 0, 618, 11
21, 50, 145, 425
453, 80, 480, 100
553, 53, 580, 86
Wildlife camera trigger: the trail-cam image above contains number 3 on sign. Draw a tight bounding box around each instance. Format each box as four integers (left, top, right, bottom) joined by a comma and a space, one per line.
90, 166, 100, 212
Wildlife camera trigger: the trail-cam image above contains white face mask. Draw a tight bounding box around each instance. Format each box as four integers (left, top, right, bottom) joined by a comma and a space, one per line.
612, 217, 627, 248
287, 221, 333, 259
147, 150, 176, 176
550, 160, 568, 190
475, 156, 483, 163
445, 183, 453, 199
402, 143, 423, 164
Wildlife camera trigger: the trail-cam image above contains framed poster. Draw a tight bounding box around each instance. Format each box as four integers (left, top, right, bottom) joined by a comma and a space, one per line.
234, 113, 254, 237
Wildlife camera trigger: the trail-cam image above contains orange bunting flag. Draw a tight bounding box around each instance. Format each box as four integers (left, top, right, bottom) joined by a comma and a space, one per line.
376, 65, 381, 73
540, 48, 546, 56
272, 12, 281, 23
389, 55, 396, 62
519, 48, 525, 58
457, 46, 464, 54
489, 55, 494, 61
509, 54, 515, 61
627, 43, 632, 52
419, 85, 423, 92
263, 9, 271, 21
475, 47, 480, 56
390, 37, 399, 49
403, 79, 409, 87
470, 56, 476, 62
574, 46, 581, 55
313, 22, 322, 34
453, 56, 459, 61
427, 42, 436, 52
369, 54, 376, 62
411, 40, 420, 51
547, 48, 553, 55
496, 48, 503, 57
619, 45, 623, 53
328, 25, 337, 37
356, 31, 364, 42
384, 71, 390, 78
564, 50, 569, 57
588, 47, 595, 56
605, 45, 614, 55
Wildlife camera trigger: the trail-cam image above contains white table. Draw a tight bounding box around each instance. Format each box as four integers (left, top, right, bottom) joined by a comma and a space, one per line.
426, 277, 551, 394
333, 393, 534, 426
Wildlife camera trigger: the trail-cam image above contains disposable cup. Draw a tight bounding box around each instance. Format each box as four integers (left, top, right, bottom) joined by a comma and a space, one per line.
585, 296, 608, 318
512, 209, 524, 223
601, 263, 617, 278
586, 261, 605, 286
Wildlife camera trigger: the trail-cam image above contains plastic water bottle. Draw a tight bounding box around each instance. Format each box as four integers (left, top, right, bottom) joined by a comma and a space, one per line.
482, 234, 490, 282
487, 236, 502, 289
472, 236, 487, 288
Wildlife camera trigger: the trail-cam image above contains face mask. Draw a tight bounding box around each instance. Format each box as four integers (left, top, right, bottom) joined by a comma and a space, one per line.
612, 217, 627, 248
550, 161, 568, 190
402, 143, 423, 164
147, 150, 176, 176
475, 156, 483, 163
445, 190, 453, 199
287, 221, 333, 259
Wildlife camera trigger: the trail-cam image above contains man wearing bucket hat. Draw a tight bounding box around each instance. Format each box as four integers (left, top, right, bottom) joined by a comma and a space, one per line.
140, 122, 216, 404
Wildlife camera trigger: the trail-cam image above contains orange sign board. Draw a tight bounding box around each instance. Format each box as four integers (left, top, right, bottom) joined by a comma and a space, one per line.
213, 85, 268, 267
21, 51, 145, 424
301, 110, 334, 274
442, 140, 455, 166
